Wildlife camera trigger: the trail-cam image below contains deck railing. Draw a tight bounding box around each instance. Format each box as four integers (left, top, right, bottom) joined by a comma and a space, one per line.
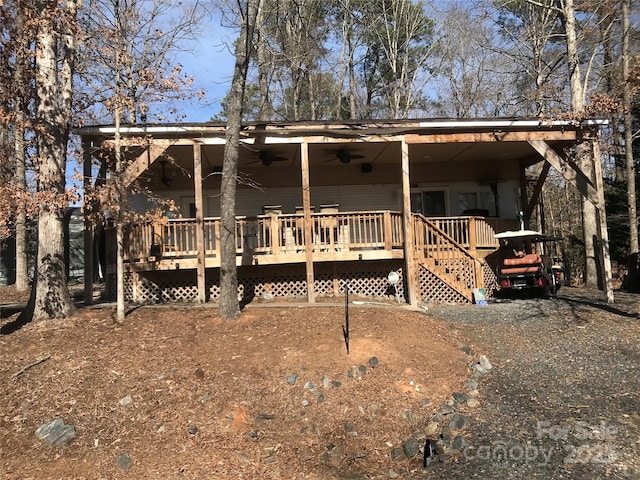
123, 212, 515, 262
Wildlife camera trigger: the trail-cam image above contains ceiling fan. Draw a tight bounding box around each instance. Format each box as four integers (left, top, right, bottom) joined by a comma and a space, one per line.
334, 150, 365, 164
246, 150, 288, 166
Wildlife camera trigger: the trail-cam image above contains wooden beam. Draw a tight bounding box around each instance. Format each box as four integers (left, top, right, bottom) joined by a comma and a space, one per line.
122, 140, 173, 188
194, 143, 207, 303
591, 139, 614, 303
300, 142, 315, 303
406, 130, 577, 144
524, 161, 551, 223
528, 140, 600, 206
401, 139, 418, 307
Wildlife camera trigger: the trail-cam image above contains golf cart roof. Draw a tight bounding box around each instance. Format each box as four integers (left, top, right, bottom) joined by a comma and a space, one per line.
494, 230, 562, 242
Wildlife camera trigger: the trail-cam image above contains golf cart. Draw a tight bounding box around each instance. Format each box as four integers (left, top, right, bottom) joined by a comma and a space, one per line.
494, 230, 563, 298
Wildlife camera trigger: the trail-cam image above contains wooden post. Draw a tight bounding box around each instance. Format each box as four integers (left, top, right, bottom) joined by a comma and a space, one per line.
83, 140, 94, 305
519, 160, 528, 229
401, 139, 418, 306
591, 138, 614, 303
300, 141, 315, 302
468, 216, 477, 257
383, 211, 393, 251
194, 143, 207, 303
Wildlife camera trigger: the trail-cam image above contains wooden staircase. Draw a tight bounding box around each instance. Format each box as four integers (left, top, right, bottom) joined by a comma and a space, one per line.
412, 214, 484, 303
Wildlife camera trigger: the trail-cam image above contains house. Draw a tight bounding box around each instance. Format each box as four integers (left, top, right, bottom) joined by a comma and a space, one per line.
76, 117, 613, 306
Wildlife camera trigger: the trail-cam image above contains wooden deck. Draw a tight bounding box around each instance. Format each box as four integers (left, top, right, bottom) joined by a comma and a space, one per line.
123, 212, 517, 269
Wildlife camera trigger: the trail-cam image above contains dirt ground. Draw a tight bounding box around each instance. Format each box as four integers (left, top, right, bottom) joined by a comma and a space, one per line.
0, 285, 638, 479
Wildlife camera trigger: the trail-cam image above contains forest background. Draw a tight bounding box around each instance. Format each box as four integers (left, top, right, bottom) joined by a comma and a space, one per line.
0, 0, 638, 321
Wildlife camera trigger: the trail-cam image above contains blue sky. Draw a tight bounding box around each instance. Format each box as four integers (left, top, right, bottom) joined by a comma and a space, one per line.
174, 21, 236, 122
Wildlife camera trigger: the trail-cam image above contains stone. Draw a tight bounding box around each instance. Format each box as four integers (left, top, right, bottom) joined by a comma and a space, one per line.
119, 395, 133, 406
116, 452, 133, 471
402, 437, 421, 458
471, 364, 487, 374
391, 447, 405, 462
452, 392, 468, 404
304, 381, 316, 392
431, 413, 445, 423
301, 399, 309, 407
322, 376, 330, 389
424, 421, 439, 436
344, 423, 355, 433
448, 413, 471, 431
466, 398, 479, 408
358, 365, 367, 376
263, 455, 279, 463
461, 345, 474, 356
388, 469, 399, 479
237, 452, 252, 465
402, 409, 417, 427
368, 356, 379, 367
286, 374, 298, 385
194, 367, 205, 379
35, 419, 76, 446
331, 381, 342, 389
187, 426, 198, 435
438, 404, 455, 415
468, 389, 479, 397
421, 398, 432, 406
466, 379, 479, 390
452, 435, 469, 450
478, 355, 492, 370
317, 394, 325, 404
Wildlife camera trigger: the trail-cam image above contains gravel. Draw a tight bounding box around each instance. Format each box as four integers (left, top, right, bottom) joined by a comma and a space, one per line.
414, 287, 640, 479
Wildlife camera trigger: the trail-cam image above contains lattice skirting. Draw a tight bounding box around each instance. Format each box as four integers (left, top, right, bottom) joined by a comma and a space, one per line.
121, 260, 406, 304
417, 264, 469, 305
482, 259, 499, 298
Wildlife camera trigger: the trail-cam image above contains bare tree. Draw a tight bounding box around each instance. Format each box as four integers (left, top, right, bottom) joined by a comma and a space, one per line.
219, 0, 261, 320
20, 0, 77, 321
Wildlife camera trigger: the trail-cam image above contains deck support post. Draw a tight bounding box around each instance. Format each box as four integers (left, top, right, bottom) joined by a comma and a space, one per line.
194, 143, 207, 303
83, 140, 94, 305
401, 139, 418, 306
300, 141, 315, 302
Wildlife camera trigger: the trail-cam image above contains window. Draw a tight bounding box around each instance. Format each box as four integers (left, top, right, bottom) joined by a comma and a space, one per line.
457, 191, 495, 216
411, 189, 447, 216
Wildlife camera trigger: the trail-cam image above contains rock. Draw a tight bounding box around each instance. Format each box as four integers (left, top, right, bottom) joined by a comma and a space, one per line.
402, 409, 417, 427
368, 356, 379, 367
402, 437, 421, 458
286, 374, 298, 385
301, 399, 309, 407
323, 444, 347, 467
200, 394, 210, 403
452, 392, 468, 404
466, 398, 479, 408
119, 395, 133, 406
116, 452, 133, 470
187, 426, 198, 435
461, 345, 474, 356
468, 389, 479, 397
358, 365, 367, 376
304, 381, 316, 392
421, 398, 432, 406
452, 435, 469, 450
391, 447, 405, 462
344, 423, 356, 434
194, 367, 205, 379
431, 413, 445, 423
263, 455, 279, 463
423, 439, 439, 467
322, 376, 330, 389
479, 355, 493, 370
317, 394, 325, 404
424, 421, 439, 436
35, 419, 76, 446
438, 404, 455, 415
448, 413, 471, 431
388, 469, 399, 479
237, 452, 252, 465
331, 381, 342, 388
471, 363, 487, 374
466, 379, 479, 390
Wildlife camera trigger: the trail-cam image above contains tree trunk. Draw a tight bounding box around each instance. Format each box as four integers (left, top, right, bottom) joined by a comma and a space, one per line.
219, 0, 260, 320
256, 6, 271, 121
14, 4, 28, 292
561, 0, 598, 286
22, 0, 76, 321
622, 0, 638, 254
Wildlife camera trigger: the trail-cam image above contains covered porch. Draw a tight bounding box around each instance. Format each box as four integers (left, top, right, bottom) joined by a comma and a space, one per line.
80, 118, 613, 306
